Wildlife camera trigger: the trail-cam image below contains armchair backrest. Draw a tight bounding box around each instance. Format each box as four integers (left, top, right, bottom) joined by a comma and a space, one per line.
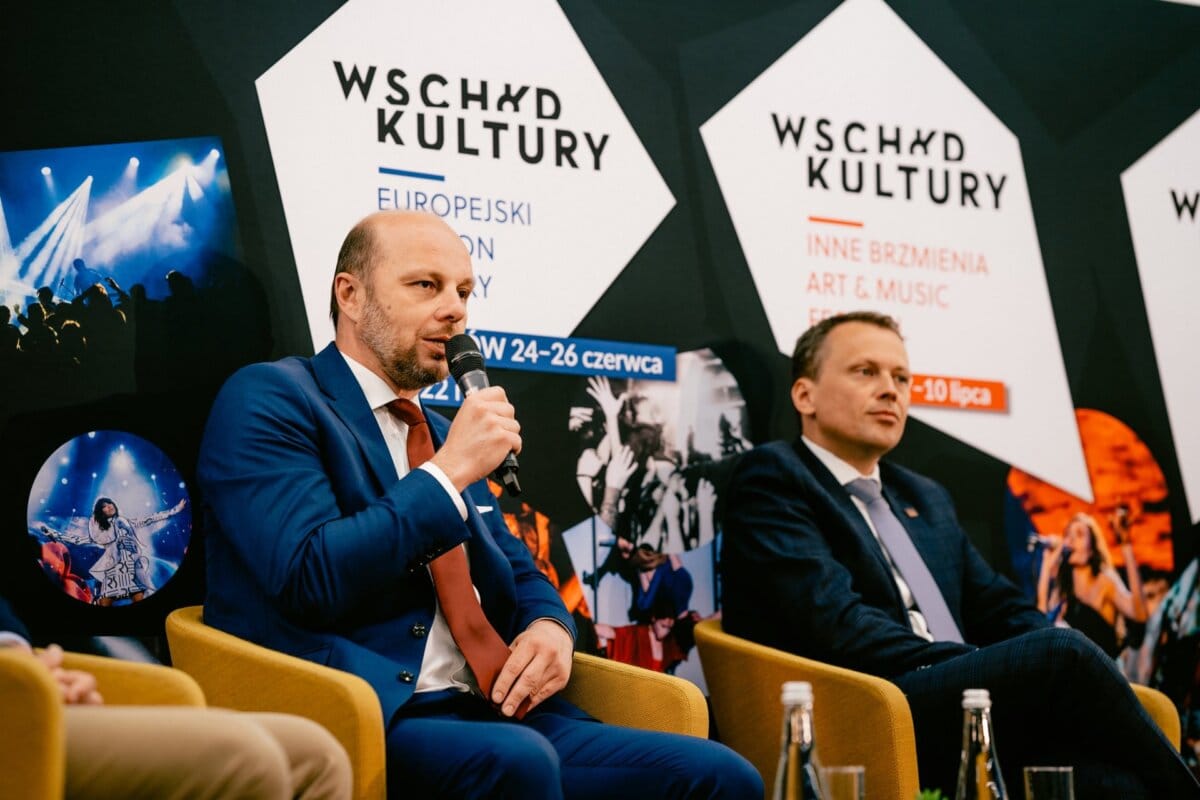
1130, 683, 1182, 749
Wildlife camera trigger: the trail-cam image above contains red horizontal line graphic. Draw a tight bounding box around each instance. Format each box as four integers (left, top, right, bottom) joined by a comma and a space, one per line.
808, 216, 863, 227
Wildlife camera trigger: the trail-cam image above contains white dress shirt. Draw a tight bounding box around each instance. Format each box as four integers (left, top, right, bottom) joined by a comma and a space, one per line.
340, 351, 478, 693
802, 436, 935, 642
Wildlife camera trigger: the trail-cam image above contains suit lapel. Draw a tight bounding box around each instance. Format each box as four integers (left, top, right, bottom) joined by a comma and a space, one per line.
308, 353, 520, 632
878, 468, 937, 566
311, 344, 399, 489
791, 438, 909, 613
792, 439, 880, 545
880, 483, 926, 545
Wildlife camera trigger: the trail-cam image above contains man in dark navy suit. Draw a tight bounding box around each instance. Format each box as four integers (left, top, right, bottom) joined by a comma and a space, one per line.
198, 210, 760, 799
721, 311, 1198, 798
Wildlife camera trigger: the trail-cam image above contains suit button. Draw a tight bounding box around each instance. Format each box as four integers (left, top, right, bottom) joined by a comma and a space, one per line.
410, 623, 427, 638
398, 670, 414, 683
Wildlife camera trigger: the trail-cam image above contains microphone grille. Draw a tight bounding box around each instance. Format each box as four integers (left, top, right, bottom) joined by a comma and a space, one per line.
446, 333, 485, 379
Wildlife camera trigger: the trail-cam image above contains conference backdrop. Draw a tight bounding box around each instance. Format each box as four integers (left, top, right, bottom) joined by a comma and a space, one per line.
2, 0, 1199, 701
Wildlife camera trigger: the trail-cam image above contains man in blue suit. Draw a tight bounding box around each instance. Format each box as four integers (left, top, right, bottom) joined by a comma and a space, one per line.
198, 210, 760, 799
722, 311, 1198, 798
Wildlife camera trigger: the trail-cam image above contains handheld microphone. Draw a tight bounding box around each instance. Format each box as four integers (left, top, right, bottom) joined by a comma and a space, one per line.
1026, 534, 1061, 552
446, 333, 521, 496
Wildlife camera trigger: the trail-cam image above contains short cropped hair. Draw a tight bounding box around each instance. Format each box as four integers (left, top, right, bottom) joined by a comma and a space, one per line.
791, 311, 902, 382
329, 220, 378, 325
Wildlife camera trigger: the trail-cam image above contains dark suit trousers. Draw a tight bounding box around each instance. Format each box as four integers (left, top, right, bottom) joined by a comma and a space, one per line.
385, 690, 762, 799
893, 628, 1197, 798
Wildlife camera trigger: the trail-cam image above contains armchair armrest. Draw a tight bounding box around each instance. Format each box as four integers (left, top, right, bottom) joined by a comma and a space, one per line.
60, 650, 205, 707
562, 651, 708, 738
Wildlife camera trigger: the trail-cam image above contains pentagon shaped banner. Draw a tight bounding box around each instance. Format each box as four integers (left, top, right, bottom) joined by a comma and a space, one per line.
256, 0, 674, 348
1122, 107, 1200, 523
700, 0, 1090, 500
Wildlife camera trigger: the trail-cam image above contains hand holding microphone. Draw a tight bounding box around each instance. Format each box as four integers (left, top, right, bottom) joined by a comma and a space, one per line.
1027, 533, 1062, 553
1030, 533, 1069, 577
430, 334, 523, 496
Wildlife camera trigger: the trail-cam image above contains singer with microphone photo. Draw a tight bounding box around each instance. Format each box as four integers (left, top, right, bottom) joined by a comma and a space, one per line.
196, 210, 761, 800
1036, 509, 1149, 659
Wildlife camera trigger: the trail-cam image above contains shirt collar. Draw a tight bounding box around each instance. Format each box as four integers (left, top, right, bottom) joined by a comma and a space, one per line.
801, 435, 881, 488
338, 348, 421, 414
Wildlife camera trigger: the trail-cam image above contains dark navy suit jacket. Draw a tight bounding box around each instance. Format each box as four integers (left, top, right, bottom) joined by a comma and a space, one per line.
721, 438, 1046, 679
198, 344, 574, 725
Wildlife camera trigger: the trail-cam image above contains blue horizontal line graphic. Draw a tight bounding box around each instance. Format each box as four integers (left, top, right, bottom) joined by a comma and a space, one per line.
378, 166, 445, 182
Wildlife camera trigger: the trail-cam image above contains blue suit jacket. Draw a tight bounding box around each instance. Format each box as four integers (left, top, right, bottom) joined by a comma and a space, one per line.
721, 438, 1046, 679
197, 344, 574, 725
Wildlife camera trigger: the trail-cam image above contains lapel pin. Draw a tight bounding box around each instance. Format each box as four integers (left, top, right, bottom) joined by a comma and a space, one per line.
904, 507, 919, 518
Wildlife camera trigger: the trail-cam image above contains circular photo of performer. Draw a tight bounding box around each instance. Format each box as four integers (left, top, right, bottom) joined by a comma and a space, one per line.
26, 430, 191, 606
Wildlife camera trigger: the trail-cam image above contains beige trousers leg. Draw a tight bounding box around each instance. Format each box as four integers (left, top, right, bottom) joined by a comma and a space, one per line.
64, 706, 351, 800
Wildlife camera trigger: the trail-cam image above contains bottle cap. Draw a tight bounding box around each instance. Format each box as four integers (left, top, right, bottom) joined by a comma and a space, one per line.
962, 688, 991, 709
781, 681, 813, 705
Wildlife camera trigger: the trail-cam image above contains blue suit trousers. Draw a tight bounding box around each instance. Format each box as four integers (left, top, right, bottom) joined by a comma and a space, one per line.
386, 691, 763, 799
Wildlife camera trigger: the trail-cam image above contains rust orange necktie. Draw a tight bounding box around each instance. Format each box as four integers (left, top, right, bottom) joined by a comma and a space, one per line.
387, 399, 523, 716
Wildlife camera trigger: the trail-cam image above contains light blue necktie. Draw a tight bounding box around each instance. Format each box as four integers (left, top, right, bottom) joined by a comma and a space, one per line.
845, 477, 964, 643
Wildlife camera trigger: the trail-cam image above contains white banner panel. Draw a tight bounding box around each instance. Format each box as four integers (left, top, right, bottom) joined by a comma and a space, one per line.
700, 0, 1090, 500
256, 0, 674, 347
1122, 108, 1200, 523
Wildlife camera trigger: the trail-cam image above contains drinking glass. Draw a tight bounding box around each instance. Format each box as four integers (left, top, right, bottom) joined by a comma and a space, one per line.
819, 765, 865, 800
1023, 766, 1074, 800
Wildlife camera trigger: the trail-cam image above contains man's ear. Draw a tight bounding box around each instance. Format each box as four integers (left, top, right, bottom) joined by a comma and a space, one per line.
333, 273, 362, 325
791, 377, 815, 417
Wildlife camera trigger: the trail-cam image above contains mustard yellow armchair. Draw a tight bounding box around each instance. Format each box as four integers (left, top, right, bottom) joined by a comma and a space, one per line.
696, 618, 919, 800
166, 605, 708, 800
166, 606, 387, 800
696, 619, 1183, 800
0, 646, 205, 800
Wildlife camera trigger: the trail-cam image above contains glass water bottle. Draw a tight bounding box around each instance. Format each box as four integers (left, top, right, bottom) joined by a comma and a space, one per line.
955, 688, 1007, 800
773, 680, 826, 800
